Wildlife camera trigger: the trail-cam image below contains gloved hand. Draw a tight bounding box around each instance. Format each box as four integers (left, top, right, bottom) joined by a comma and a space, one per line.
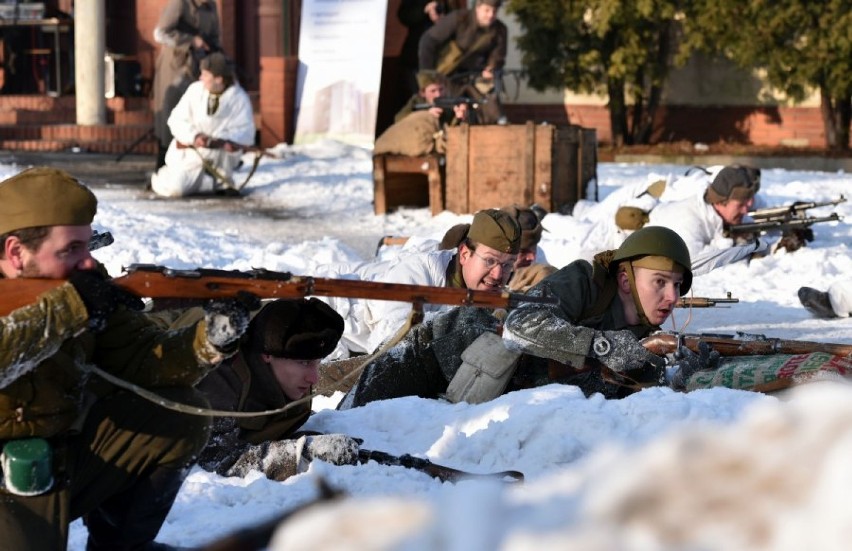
775, 227, 814, 253
69, 270, 144, 331
669, 341, 721, 391
203, 292, 260, 351
302, 434, 362, 466
591, 329, 665, 373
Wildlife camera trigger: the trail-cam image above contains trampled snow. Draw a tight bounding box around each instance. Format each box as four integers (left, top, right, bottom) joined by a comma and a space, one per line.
2, 141, 850, 550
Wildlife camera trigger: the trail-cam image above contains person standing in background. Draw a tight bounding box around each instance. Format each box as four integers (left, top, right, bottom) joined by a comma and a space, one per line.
152, 0, 222, 170
397, 1, 453, 97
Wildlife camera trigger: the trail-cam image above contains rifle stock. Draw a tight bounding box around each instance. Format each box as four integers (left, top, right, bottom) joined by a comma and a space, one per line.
0, 264, 558, 316
641, 332, 852, 358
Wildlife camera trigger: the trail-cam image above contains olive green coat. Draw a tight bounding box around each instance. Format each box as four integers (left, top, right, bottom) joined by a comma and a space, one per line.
0, 281, 226, 440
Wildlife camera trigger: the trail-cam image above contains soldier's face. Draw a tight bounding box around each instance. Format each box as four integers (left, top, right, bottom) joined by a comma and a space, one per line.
475, 3, 498, 27
714, 196, 754, 225
459, 242, 516, 291
422, 83, 444, 103
263, 355, 321, 401
630, 266, 683, 326
199, 69, 225, 94
17, 225, 95, 279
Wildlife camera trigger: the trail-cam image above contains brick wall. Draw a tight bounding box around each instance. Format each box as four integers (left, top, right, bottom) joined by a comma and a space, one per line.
504, 103, 835, 147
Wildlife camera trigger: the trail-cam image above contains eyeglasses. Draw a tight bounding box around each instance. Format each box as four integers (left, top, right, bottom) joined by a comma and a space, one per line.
472, 250, 515, 272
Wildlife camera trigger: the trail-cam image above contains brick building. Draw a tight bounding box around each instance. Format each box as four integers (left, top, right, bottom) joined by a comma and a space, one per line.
0, 0, 837, 154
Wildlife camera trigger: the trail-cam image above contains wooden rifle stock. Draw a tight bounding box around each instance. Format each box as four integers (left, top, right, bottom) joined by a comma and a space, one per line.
0, 264, 558, 316
641, 333, 852, 358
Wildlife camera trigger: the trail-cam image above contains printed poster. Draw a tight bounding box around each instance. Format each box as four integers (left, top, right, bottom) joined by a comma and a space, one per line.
294, 0, 388, 147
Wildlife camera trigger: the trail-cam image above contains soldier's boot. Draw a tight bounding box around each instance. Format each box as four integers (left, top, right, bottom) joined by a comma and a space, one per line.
84, 465, 192, 551
798, 286, 838, 319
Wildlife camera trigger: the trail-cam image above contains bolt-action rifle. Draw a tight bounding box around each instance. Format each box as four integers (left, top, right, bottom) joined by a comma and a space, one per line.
0, 264, 559, 317
641, 332, 852, 358
728, 196, 846, 236
676, 294, 739, 308
357, 449, 524, 483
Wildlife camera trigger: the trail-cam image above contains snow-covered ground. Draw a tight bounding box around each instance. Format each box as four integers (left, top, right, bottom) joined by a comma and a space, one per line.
2, 141, 850, 550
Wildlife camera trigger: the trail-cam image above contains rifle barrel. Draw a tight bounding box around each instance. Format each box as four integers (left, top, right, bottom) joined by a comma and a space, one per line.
728, 213, 841, 235
641, 333, 852, 357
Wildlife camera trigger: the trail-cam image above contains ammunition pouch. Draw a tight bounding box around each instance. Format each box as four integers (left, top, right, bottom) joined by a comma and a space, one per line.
445, 332, 521, 404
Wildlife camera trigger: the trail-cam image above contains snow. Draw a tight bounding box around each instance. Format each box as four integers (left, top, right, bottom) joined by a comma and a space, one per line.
2, 141, 850, 550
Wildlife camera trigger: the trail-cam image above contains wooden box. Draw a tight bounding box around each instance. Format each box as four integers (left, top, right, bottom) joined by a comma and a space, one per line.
445, 122, 597, 214
372, 154, 445, 216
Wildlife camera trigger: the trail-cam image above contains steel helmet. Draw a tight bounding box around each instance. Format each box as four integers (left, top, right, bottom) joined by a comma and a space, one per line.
611, 226, 692, 295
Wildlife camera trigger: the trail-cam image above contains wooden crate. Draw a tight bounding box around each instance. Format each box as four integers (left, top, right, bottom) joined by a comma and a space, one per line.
444, 122, 597, 214
372, 154, 445, 215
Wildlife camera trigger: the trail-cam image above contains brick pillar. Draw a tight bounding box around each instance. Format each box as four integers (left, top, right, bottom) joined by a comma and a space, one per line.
258, 0, 298, 147
75, 0, 106, 124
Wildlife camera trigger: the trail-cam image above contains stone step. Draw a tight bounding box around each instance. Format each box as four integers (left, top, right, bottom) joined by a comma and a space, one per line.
0, 138, 158, 155
0, 94, 149, 112
0, 122, 157, 155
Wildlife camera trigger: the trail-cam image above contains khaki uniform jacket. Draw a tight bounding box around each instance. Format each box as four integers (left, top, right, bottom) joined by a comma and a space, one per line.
195, 350, 311, 477
418, 8, 507, 76
0, 280, 226, 440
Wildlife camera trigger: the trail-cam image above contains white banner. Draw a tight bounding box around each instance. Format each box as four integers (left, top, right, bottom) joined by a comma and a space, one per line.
294, 0, 388, 147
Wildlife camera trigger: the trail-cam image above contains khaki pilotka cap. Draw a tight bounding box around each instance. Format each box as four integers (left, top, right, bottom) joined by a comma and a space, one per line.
704, 166, 761, 204
0, 167, 97, 236
466, 209, 521, 254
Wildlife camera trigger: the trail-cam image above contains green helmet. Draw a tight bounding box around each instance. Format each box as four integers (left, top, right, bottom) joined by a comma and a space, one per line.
611, 226, 692, 295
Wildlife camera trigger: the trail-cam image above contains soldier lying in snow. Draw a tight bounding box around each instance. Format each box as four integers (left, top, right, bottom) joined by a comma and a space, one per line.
195, 298, 361, 480
338, 226, 715, 409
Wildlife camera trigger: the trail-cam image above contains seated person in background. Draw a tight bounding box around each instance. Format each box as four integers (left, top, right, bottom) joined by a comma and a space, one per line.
319, 208, 520, 359
394, 69, 470, 124
798, 281, 852, 319
374, 70, 468, 157
647, 165, 770, 275
151, 52, 256, 198
440, 204, 556, 292
196, 298, 360, 481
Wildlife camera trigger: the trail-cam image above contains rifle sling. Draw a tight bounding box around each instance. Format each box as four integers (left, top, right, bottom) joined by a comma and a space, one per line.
80, 308, 419, 419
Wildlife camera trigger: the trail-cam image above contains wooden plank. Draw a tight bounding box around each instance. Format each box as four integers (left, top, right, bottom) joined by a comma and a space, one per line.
445, 124, 470, 213
373, 155, 387, 215
467, 125, 527, 211
426, 156, 445, 215
523, 121, 535, 207
533, 124, 554, 210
